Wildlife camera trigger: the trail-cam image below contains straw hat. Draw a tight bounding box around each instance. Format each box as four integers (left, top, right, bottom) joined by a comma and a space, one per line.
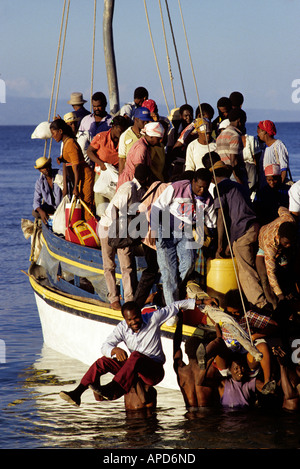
67, 92, 87, 105
168, 107, 180, 122
34, 156, 51, 170
64, 112, 79, 123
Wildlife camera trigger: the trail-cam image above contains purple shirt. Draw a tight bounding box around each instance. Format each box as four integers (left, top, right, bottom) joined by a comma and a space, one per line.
220, 378, 256, 408
78, 113, 112, 138
33, 169, 63, 211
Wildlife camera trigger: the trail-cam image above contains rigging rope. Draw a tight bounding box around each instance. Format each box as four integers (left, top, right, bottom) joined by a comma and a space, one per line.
52, 0, 70, 120
158, 0, 176, 109
164, 0, 187, 104
47, 0, 71, 160
177, 0, 199, 107
143, 0, 170, 115
90, 0, 97, 109
177, 0, 253, 343
43, 0, 67, 158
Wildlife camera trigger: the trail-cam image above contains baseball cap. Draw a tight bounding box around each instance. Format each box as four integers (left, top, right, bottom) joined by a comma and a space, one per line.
134, 106, 153, 121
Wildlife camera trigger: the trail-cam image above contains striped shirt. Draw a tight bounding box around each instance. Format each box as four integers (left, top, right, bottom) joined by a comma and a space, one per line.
263, 140, 289, 172
216, 125, 243, 165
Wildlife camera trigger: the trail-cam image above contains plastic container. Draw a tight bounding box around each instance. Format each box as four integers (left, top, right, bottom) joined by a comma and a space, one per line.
206, 258, 238, 306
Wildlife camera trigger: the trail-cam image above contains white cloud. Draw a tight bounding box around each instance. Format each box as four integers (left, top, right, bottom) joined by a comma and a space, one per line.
5, 77, 51, 99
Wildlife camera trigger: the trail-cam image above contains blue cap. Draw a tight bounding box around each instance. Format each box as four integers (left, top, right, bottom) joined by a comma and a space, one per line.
134, 106, 153, 121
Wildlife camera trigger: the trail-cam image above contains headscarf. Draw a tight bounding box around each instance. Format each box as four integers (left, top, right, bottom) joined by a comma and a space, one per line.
264, 164, 281, 176
258, 120, 277, 137
142, 99, 158, 113
141, 121, 165, 138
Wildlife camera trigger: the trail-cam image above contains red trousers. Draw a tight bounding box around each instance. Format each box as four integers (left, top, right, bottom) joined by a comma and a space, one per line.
80, 351, 165, 393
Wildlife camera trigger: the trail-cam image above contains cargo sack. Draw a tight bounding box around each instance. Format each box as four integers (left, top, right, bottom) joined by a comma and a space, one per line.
31, 121, 52, 140
52, 195, 70, 235
65, 196, 100, 248
93, 163, 118, 199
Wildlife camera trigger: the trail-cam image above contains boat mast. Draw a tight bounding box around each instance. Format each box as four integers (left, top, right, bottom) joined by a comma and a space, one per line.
103, 0, 119, 115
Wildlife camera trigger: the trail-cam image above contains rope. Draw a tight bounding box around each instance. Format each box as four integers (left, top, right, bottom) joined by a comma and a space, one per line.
143, 0, 170, 115
43, 0, 67, 158
158, 0, 176, 109
52, 0, 70, 120
47, 0, 71, 160
177, 0, 199, 106
178, 0, 253, 343
164, 0, 187, 104
90, 0, 97, 109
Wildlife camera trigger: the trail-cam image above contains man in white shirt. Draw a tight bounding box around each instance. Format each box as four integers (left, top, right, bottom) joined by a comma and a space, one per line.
77, 91, 112, 166
289, 180, 300, 216
59, 298, 198, 407
185, 118, 216, 172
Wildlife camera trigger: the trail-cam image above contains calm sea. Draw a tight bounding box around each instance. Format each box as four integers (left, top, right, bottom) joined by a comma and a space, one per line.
1, 123, 300, 453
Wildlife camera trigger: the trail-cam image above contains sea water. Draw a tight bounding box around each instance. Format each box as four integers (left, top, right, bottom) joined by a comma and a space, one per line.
1, 124, 300, 452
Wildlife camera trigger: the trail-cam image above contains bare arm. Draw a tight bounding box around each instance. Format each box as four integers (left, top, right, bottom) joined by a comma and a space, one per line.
230, 153, 243, 185
111, 347, 128, 362
216, 209, 226, 258
118, 157, 126, 175
86, 144, 106, 170
281, 170, 287, 183
62, 162, 68, 197
72, 163, 80, 197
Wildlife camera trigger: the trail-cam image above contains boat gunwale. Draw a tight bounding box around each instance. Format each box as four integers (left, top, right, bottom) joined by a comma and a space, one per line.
27, 268, 203, 339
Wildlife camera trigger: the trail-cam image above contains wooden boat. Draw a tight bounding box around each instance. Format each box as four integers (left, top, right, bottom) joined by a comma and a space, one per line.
24, 1, 223, 391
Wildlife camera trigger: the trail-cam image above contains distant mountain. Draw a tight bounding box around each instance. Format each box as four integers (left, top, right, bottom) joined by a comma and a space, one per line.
1, 96, 299, 125
0, 97, 66, 126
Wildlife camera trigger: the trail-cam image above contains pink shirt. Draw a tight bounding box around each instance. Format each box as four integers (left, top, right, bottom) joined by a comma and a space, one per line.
117, 137, 151, 189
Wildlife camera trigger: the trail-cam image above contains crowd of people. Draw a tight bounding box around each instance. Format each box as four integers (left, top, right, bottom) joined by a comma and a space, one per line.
31, 87, 300, 413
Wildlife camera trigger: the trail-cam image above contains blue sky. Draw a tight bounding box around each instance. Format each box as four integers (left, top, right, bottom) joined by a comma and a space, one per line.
1, 0, 300, 121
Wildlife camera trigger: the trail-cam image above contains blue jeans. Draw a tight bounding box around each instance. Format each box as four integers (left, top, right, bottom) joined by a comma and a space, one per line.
156, 230, 196, 306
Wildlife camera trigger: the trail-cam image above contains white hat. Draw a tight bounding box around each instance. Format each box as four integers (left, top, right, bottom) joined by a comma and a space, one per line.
67, 92, 87, 105
141, 122, 165, 138
218, 119, 230, 130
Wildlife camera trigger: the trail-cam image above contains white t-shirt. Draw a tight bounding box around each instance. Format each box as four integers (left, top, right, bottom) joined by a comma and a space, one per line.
289, 180, 300, 213
119, 102, 136, 120
263, 140, 289, 172
243, 134, 262, 164
185, 140, 217, 171
99, 178, 145, 229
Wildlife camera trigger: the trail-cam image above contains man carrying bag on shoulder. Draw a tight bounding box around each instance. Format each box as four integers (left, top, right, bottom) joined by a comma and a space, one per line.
97, 164, 151, 310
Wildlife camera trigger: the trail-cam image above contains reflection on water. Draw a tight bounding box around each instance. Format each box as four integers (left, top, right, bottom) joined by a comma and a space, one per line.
1, 345, 300, 449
